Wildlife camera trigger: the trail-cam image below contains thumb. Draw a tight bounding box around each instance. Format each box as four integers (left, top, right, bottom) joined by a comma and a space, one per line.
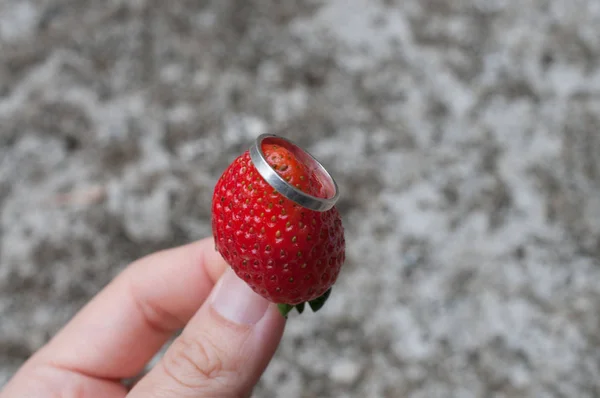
128, 268, 286, 398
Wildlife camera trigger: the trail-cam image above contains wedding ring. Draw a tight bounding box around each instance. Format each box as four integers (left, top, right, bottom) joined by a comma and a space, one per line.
249, 134, 340, 212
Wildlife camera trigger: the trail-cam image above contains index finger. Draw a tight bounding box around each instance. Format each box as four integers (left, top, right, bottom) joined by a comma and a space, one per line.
31, 237, 228, 380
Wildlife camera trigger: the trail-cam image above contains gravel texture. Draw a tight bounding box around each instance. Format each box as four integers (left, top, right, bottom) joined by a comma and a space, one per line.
2, 0, 600, 397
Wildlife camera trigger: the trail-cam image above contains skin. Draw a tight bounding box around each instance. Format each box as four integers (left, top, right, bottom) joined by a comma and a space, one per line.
0, 237, 286, 398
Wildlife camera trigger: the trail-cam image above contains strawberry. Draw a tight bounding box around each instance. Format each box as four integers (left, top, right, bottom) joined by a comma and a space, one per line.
211, 138, 345, 316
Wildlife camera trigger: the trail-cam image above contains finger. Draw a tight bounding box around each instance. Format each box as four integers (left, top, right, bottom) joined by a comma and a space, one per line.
128, 268, 286, 398
0, 364, 128, 398
30, 237, 228, 380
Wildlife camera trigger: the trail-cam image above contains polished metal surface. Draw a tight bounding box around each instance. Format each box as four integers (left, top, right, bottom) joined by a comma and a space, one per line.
249, 134, 339, 212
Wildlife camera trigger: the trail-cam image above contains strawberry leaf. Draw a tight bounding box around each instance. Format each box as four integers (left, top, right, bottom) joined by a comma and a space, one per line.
277, 303, 294, 318
308, 288, 332, 312
296, 302, 305, 314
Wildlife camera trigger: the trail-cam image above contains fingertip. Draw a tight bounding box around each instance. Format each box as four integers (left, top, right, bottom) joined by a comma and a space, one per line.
197, 238, 230, 286
126, 237, 230, 294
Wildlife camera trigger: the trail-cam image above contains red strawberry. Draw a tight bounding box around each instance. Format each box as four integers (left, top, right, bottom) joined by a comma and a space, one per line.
211, 139, 345, 316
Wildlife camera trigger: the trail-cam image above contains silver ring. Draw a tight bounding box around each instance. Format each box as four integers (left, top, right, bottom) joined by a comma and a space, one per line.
249, 134, 340, 212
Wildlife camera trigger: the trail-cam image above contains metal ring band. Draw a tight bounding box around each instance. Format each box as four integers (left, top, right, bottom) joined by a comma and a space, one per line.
249, 134, 340, 212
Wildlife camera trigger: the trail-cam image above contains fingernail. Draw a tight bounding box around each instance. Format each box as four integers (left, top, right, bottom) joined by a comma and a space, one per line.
211, 268, 270, 325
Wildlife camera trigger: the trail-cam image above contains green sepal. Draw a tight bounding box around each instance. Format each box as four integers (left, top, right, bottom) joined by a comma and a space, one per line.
308, 288, 332, 312
277, 303, 294, 318
277, 289, 332, 317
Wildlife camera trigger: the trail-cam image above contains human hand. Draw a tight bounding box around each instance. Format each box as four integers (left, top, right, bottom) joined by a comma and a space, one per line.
0, 237, 286, 397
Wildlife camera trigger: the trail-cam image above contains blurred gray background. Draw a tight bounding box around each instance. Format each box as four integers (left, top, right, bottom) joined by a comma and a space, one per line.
2, 0, 600, 397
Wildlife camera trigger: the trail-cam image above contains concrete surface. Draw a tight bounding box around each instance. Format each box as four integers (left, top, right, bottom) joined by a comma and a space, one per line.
2, 0, 600, 397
